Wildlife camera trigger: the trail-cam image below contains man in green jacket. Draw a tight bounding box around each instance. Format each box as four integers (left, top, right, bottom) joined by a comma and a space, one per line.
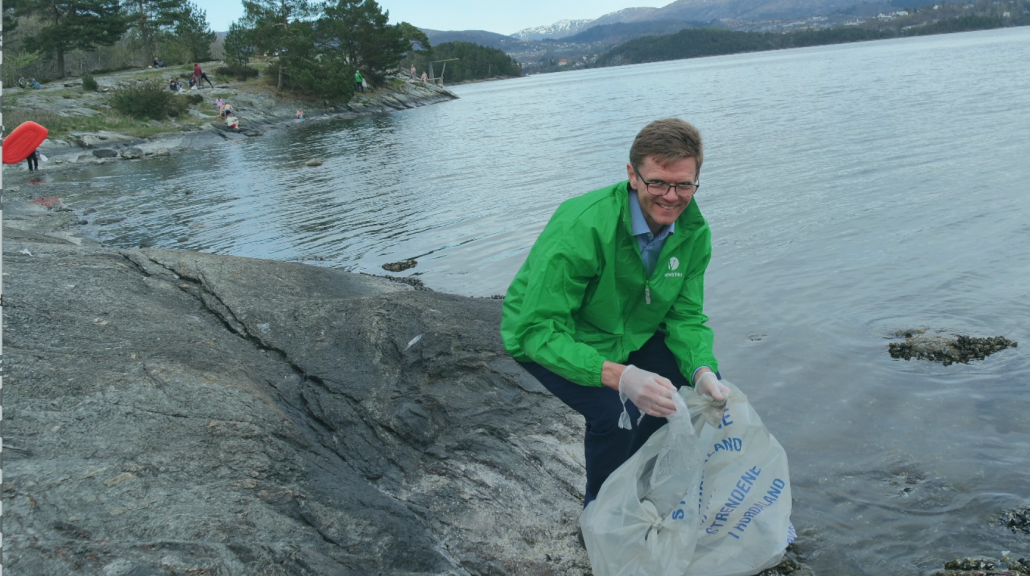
355, 69, 364, 93
501, 118, 730, 505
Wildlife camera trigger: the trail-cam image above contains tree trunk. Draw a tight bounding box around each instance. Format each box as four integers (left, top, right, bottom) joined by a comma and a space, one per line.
277, 64, 284, 91
58, 50, 67, 78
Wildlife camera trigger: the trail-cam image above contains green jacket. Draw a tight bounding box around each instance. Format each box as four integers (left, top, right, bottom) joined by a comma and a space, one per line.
355, 71, 363, 82
501, 181, 718, 387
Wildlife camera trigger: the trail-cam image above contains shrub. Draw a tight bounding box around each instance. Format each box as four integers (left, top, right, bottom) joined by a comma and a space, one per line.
82, 74, 99, 92
186, 93, 204, 105
215, 65, 259, 81
111, 80, 189, 120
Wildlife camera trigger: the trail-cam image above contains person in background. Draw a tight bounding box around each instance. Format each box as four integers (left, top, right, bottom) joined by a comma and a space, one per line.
193, 62, 214, 88
420, 70, 428, 83
355, 69, 364, 93
296, 109, 304, 120
169, 78, 182, 92
18, 76, 28, 88
153, 57, 165, 68
410, 64, 416, 80
26, 148, 41, 171
29, 78, 42, 89
500, 118, 730, 507
215, 97, 224, 112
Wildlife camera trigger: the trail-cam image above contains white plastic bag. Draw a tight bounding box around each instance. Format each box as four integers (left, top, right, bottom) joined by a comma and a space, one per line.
581, 380, 793, 576
685, 380, 794, 576
580, 392, 704, 576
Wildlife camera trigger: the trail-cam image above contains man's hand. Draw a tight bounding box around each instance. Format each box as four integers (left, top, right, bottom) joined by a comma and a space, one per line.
618, 365, 678, 417
695, 371, 730, 402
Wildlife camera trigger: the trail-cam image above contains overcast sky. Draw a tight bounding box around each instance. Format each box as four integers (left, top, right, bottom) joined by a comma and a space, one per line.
203, 0, 669, 36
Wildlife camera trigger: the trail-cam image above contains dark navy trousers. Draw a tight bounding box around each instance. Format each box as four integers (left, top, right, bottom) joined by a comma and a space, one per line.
519, 332, 711, 506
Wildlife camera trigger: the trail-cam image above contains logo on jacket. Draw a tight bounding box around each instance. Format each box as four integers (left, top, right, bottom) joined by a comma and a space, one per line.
669, 257, 680, 271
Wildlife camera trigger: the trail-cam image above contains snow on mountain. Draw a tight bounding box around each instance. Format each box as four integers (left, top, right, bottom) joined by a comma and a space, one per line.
510, 19, 594, 41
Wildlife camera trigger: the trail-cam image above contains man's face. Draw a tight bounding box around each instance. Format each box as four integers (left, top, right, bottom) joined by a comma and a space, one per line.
627, 156, 699, 234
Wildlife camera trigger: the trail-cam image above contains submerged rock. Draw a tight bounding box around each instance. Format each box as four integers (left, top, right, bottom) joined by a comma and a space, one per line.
382, 258, 417, 272
1003, 506, 1030, 535
888, 329, 1018, 366
757, 545, 815, 576
932, 555, 1030, 575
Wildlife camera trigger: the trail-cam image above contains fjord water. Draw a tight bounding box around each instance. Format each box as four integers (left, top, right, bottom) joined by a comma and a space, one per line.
54, 27, 1030, 574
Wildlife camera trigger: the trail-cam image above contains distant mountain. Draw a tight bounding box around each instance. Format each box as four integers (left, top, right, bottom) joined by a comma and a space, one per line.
637, 0, 861, 22
421, 29, 528, 52
510, 19, 594, 40
419, 0, 962, 73
586, 6, 663, 27
561, 19, 710, 44
507, 0, 883, 43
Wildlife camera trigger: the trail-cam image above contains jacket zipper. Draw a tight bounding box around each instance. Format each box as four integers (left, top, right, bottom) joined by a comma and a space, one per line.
645, 281, 651, 305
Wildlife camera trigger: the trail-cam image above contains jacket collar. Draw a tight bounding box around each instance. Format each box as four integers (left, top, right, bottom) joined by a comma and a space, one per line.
616, 180, 707, 242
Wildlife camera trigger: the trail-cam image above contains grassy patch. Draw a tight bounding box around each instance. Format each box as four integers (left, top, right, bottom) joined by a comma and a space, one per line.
3, 106, 205, 139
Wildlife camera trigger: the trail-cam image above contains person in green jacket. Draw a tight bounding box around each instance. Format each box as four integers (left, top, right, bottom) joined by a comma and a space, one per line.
355, 70, 364, 93
500, 118, 730, 505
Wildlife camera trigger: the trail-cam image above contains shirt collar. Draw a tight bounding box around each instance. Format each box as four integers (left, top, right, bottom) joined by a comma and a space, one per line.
628, 187, 675, 238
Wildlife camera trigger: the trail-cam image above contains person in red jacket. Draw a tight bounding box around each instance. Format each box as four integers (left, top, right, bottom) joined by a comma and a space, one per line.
193, 63, 214, 88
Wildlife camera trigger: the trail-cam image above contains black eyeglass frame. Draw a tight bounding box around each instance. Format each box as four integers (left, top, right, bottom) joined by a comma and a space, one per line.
633, 166, 700, 197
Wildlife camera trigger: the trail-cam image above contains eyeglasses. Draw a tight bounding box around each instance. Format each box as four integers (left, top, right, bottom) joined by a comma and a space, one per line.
633, 167, 700, 197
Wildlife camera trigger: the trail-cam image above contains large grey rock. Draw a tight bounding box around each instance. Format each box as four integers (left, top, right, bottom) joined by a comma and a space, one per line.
120, 147, 144, 159
2, 229, 590, 575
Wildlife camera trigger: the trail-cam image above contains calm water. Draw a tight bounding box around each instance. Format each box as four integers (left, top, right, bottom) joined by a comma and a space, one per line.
45, 27, 1030, 574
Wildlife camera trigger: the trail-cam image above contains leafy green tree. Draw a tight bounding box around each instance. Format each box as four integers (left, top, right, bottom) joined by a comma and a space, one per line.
242, 0, 314, 90
319, 0, 428, 86
223, 21, 256, 67
289, 47, 354, 100
174, 1, 216, 61
124, 0, 184, 66
17, 0, 127, 77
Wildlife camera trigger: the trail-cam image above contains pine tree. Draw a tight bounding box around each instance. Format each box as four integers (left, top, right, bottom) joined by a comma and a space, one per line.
18, 0, 127, 78
319, 0, 428, 86
124, 0, 184, 66
174, 1, 216, 61
242, 0, 314, 90
223, 22, 256, 67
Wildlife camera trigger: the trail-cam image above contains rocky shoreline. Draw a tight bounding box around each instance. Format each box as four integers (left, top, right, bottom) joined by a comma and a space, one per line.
8, 65, 458, 173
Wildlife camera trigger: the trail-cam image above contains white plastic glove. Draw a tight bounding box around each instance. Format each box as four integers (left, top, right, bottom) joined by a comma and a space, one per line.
695, 371, 730, 403
618, 365, 678, 423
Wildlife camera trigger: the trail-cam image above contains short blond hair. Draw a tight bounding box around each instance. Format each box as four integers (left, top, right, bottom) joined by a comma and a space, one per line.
629, 118, 703, 172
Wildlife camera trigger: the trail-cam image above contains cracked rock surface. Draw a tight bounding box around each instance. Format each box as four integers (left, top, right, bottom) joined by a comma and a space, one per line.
2, 215, 591, 574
